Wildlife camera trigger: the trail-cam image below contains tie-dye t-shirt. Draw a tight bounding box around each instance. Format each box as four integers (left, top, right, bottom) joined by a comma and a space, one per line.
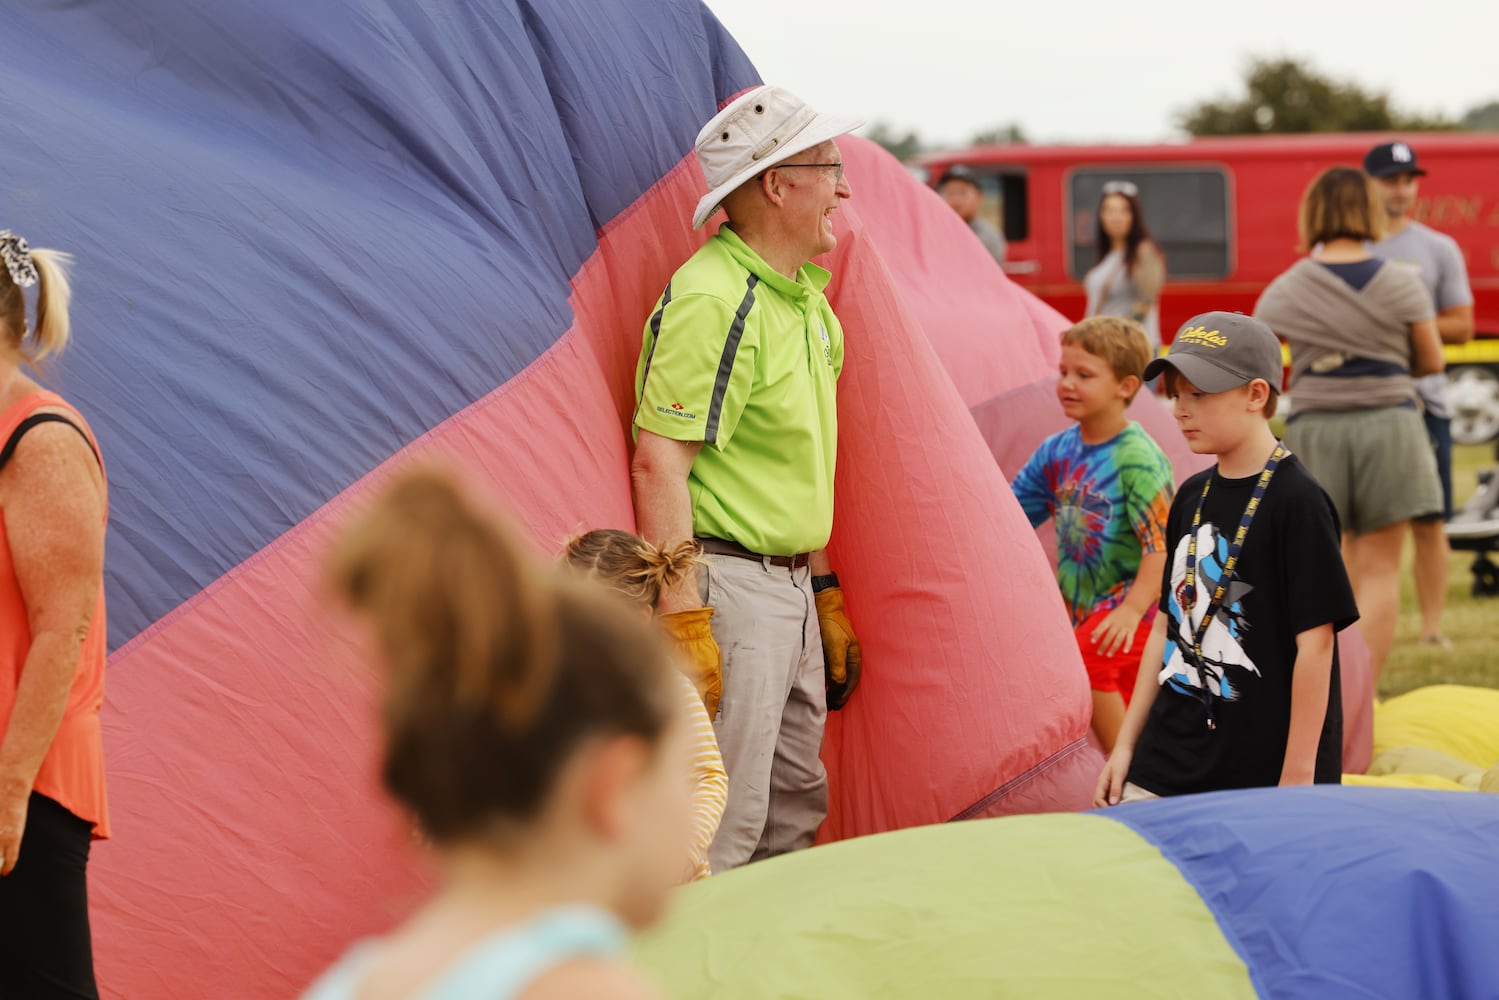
1011, 423, 1174, 625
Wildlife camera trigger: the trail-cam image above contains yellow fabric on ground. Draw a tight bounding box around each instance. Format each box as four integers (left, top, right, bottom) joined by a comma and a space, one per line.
1342, 772, 1472, 792
1373, 685, 1499, 766
1369, 746, 1485, 788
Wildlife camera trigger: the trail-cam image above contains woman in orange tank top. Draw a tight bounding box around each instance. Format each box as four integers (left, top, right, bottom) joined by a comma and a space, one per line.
0, 230, 108, 1000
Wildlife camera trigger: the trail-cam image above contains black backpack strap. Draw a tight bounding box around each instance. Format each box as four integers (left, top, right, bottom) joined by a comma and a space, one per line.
0, 413, 100, 473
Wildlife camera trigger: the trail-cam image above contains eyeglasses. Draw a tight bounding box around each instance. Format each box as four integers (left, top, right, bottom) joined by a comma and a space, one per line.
1102, 180, 1139, 197
774, 162, 846, 185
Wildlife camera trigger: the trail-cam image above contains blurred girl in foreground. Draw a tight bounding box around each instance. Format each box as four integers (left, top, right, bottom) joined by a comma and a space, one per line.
304, 471, 690, 1000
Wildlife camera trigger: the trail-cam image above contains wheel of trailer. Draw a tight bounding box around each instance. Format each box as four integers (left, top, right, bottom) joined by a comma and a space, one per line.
1473, 553, 1499, 598
1448, 365, 1499, 445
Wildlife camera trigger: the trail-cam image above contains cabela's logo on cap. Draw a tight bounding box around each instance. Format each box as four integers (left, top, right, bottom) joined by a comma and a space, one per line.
1178, 325, 1229, 349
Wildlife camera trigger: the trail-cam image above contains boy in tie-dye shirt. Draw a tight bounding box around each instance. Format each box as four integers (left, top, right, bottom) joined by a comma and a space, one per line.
1011, 317, 1174, 751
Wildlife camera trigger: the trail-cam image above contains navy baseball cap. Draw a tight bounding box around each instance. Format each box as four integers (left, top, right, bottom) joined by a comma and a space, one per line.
937, 164, 982, 188
1364, 141, 1427, 179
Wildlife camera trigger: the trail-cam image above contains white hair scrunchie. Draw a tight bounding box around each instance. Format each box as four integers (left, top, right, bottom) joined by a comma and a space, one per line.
0, 230, 39, 289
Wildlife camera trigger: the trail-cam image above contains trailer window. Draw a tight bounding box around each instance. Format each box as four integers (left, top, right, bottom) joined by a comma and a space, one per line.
999, 174, 1029, 243
938, 167, 1029, 242
1068, 168, 1230, 280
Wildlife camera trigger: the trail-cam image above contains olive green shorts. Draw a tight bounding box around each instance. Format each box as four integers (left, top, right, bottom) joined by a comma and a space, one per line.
1285, 405, 1443, 535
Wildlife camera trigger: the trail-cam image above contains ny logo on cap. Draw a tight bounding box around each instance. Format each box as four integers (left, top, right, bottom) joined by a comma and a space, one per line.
1393, 143, 1413, 162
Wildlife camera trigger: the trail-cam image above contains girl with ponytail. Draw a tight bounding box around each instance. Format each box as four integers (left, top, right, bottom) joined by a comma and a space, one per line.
0, 230, 109, 998
306, 470, 689, 1000
562, 530, 728, 882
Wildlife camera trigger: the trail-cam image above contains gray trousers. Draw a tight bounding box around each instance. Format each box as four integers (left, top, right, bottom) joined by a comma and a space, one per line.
699, 553, 828, 871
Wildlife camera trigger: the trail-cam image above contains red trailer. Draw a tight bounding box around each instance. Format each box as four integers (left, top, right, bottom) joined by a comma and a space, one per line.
918, 134, 1499, 441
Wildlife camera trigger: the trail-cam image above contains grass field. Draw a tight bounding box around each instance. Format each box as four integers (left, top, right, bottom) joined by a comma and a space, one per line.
1381, 443, 1499, 698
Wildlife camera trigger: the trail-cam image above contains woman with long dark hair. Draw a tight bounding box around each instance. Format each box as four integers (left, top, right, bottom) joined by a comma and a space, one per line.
1083, 181, 1167, 348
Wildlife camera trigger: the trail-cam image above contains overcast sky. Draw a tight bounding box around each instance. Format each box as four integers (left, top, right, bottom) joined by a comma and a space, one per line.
704, 0, 1499, 146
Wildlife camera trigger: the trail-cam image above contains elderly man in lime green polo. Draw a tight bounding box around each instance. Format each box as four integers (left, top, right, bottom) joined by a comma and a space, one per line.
632, 85, 864, 872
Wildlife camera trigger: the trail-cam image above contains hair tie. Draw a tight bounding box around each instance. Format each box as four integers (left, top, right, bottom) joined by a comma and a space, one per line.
0, 230, 39, 289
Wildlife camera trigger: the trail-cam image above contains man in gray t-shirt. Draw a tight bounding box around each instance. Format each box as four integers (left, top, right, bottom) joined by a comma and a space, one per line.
937, 165, 1007, 266
1366, 140, 1476, 646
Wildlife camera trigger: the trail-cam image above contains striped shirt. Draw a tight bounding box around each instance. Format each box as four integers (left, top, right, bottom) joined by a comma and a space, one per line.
676, 671, 727, 881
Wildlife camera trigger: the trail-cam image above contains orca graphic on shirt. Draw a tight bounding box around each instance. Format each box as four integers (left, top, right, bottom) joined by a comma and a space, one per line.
1161, 522, 1261, 703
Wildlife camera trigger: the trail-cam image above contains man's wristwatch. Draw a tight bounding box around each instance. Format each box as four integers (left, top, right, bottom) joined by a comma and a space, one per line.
811, 573, 840, 593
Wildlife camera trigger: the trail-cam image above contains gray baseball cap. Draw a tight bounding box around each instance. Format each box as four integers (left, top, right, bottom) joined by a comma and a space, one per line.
1143, 312, 1283, 393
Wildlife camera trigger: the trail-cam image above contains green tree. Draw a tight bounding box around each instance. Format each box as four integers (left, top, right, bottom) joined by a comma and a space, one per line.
1462, 100, 1499, 131
1179, 58, 1456, 136
865, 120, 925, 161
970, 123, 1027, 145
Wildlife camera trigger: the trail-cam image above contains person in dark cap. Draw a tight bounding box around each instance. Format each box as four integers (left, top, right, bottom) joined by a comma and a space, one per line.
1096, 311, 1358, 807
1364, 141, 1476, 650
937, 165, 1007, 265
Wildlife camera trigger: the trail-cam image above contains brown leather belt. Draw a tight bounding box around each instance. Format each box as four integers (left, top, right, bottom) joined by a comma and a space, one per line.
695, 537, 811, 570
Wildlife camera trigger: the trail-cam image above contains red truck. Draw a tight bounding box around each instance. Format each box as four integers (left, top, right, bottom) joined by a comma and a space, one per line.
918, 134, 1499, 442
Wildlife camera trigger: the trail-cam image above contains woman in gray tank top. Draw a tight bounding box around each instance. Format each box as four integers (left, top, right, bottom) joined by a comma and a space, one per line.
1254, 167, 1444, 686
1083, 182, 1166, 348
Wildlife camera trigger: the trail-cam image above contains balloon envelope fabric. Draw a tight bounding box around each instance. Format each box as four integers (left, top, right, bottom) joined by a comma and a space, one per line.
2, 0, 1110, 994
638, 787, 1499, 999
842, 143, 1379, 777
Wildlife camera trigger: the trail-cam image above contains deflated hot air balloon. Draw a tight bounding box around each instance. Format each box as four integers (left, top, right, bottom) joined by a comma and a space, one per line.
639, 787, 1499, 999
1, 1, 1118, 994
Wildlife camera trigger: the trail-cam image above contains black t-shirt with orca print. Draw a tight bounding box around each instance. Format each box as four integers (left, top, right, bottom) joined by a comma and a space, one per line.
1127, 453, 1359, 795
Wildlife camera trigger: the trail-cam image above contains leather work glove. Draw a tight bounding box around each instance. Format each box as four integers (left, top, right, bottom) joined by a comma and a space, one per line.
815, 587, 862, 710
658, 607, 723, 718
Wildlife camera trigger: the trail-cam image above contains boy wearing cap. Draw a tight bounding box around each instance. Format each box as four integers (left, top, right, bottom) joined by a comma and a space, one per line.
1364, 140, 1476, 648
1010, 316, 1173, 753
936, 165, 1007, 265
1095, 312, 1358, 806
631, 86, 863, 871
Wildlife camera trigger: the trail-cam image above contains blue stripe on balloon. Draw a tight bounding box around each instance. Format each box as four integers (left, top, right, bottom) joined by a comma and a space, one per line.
0, 1, 759, 647
1101, 786, 1499, 999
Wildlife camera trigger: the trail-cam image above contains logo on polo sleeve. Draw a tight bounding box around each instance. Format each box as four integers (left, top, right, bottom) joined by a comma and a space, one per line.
657, 401, 698, 420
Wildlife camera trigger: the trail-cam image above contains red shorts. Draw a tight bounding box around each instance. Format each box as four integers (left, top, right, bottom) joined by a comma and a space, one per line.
1074, 607, 1154, 705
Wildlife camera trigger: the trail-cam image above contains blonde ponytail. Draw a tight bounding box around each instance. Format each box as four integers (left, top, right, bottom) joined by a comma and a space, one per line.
28, 249, 74, 361
640, 539, 702, 605
1, 239, 73, 363
562, 530, 702, 609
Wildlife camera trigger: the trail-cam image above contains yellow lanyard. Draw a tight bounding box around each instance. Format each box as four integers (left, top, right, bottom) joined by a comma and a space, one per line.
1182, 443, 1288, 728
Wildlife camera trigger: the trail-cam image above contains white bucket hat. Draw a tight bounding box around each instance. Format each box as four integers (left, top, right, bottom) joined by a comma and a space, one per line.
691, 85, 864, 230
